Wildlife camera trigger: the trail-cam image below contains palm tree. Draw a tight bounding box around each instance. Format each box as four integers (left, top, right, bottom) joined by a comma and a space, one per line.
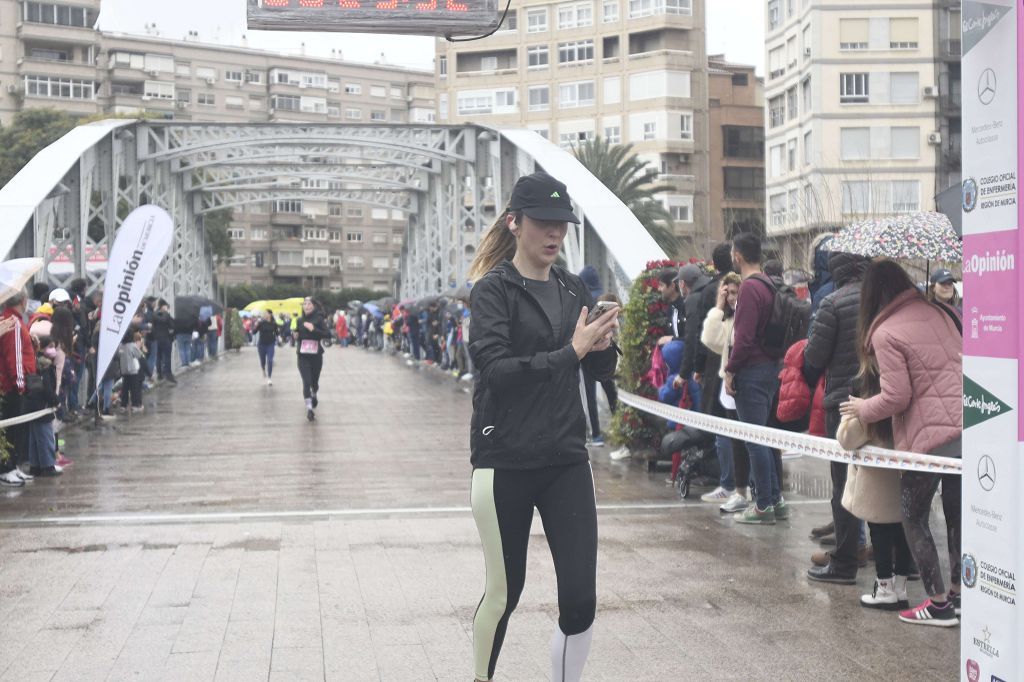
573, 137, 680, 255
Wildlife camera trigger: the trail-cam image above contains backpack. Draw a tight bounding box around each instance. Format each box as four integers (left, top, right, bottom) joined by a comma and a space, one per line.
750, 274, 811, 360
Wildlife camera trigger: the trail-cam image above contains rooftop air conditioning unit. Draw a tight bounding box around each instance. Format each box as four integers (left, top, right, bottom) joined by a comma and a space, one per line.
923, 85, 939, 98
927, 131, 942, 145
7, 84, 20, 94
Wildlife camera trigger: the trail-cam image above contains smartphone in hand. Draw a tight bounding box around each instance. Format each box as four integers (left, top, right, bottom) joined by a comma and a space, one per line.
586, 300, 619, 324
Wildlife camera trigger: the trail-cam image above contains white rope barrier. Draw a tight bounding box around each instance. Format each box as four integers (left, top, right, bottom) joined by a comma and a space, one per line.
0, 408, 57, 429
619, 390, 962, 475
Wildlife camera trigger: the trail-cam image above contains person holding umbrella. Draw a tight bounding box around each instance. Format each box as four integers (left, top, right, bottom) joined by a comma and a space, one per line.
294, 297, 330, 421
466, 171, 618, 682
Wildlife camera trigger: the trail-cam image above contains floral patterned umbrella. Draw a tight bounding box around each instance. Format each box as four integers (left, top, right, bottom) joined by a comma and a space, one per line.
828, 212, 962, 262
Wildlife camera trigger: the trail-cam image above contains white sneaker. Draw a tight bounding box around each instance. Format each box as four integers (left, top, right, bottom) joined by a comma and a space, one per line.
861, 578, 908, 611
267, 378, 273, 386
0, 470, 24, 487
460, 373, 474, 382
719, 492, 748, 513
700, 486, 733, 503
14, 467, 34, 482
131, 406, 145, 413
609, 446, 631, 461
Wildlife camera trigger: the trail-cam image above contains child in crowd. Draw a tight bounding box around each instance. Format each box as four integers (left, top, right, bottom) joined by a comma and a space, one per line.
118, 331, 146, 413
26, 335, 61, 476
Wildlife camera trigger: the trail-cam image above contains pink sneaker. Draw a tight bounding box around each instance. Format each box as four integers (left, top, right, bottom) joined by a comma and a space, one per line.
898, 598, 958, 627
56, 454, 73, 467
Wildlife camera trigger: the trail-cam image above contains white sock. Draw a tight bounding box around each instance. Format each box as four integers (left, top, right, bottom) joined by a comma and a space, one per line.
305, 398, 313, 410
550, 624, 593, 682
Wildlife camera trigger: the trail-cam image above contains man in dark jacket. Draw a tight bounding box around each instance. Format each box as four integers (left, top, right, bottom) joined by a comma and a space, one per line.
802, 251, 871, 584
150, 300, 176, 383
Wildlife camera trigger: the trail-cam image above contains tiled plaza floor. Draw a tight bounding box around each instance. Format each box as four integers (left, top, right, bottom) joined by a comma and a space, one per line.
0, 347, 958, 681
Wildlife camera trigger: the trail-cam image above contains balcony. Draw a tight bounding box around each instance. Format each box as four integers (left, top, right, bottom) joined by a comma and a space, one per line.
940, 91, 962, 114
270, 212, 305, 226
19, 57, 96, 80
724, 187, 766, 201
17, 21, 96, 45
940, 39, 961, 59
626, 49, 695, 69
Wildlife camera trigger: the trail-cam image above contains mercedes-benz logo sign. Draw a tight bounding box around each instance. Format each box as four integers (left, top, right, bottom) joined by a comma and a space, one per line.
978, 68, 997, 105
978, 454, 996, 491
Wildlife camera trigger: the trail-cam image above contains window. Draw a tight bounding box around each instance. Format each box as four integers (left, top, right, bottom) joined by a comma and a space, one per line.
629, 70, 691, 100
251, 229, 268, 240
787, 139, 797, 171
723, 126, 764, 158
767, 0, 780, 29
603, 0, 618, 21
245, 70, 263, 84
23, 75, 95, 100
786, 86, 798, 119
196, 66, 216, 81
629, 0, 691, 17
559, 81, 595, 108
370, 110, 386, 121
890, 72, 919, 104
254, 252, 265, 268
841, 127, 871, 160
768, 95, 785, 127
528, 45, 550, 68
372, 257, 391, 270
559, 130, 595, 147
768, 46, 785, 79
345, 108, 362, 120
642, 122, 657, 140
668, 201, 692, 222
803, 130, 812, 165
495, 89, 516, 108
303, 228, 327, 241
439, 57, 447, 77
329, 256, 341, 268
839, 19, 868, 50
889, 18, 919, 49
329, 205, 342, 217
840, 73, 869, 103
890, 127, 920, 158
842, 181, 919, 214
679, 113, 693, 140
345, 83, 362, 95
841, 181, 870, 214
731, 73, 748, 87
273, 200, 302, 213
481, 56, 498, 71
224, 70, 242, 82
890, 181, 920, 212
372, 232, 389, 245
371, 208, 389, 220
527, 7, 548, 31
347, 257, 364, 268
197, 93, 215, 106
277, 251, 303, 267
497, 9, 517, 30
176, 63, 191, 78
558, 2, 593, 28
604, 126, 621, 143
769, 144, 784, 177
769, 192, 788, 226
227, 228, 245, 240
143, 80, 174, 100
176, 88, 191, 103
603, 76, 621, 104
371, 85, 387, 98
24, 2, 96, 27
346, 231, 364, 242
393, 234, 404, 245
225, 95, 244, 109
802, 25, 810, 59
801, 77, 812, 113
528, 86, 550, 111
391, 86, 403, 98
272, 95, 300, 111
723, 168, 765, 200
558, 40, 595, 64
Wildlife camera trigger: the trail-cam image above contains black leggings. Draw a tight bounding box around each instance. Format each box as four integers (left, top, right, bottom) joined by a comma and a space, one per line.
297, 353, 323, 400
471, 462, 597, 682
868, 522, 912, 579
583, 375, 618, 437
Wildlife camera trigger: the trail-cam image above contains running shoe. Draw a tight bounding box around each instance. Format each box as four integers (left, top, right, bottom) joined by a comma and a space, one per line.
13, 468, 34, 482
948, 591, 962, 616
609, 446, 630, 461
56, 454, 73, 468
899, 599, 958, 627
734, 504, 776, 525
267, 378, 273, 386
306, 409, 315, 422
719, 492, 748, 514
590, 436, 605, 447
773, 498, 790, 520
0, 470, 25, 487
700, 486, 732, 503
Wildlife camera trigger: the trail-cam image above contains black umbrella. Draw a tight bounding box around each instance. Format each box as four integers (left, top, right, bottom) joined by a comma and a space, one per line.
174, 296, 223, 324
416, 294, 441, 308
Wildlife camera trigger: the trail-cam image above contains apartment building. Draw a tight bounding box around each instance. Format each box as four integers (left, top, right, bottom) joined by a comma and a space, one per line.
764, 0, 945, 263
707, 55, 765, 245
0, 0, 436, 292
435, 0, 710, 256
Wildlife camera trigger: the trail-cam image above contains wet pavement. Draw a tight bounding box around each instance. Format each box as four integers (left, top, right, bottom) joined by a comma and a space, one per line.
0, 347, 958, 680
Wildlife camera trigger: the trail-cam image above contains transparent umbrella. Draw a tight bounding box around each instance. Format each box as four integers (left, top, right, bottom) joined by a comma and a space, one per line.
0, 258, 44, 306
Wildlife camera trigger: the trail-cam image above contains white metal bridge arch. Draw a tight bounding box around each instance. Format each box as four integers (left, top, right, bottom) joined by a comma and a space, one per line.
0, 120, 665, 305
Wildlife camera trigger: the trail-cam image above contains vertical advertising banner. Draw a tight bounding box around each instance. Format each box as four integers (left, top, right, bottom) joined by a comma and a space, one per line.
961, 1, 1021, 680
94, 206, 173, 391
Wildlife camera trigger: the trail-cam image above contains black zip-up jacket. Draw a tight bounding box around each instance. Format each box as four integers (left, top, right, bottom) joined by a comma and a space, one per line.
255, 319, 279, 346
295, 311, 330, 355
150, 310, 175, 342
468, 260, 617, 469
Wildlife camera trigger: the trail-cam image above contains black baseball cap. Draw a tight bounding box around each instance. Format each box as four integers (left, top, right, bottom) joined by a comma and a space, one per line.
930, 268, 957, 285
507, 171, 580, 224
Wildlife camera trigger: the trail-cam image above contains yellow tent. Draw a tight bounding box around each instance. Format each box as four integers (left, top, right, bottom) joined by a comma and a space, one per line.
243, 297, 304, 318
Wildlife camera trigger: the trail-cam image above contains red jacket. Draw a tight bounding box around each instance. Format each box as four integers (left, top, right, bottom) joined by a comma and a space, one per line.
1, 308, 37, 394
777, 339, 826, 436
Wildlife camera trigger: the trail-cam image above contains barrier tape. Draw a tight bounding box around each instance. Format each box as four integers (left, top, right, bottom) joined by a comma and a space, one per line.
618, 390, 961, 475
0, 408, 57, 430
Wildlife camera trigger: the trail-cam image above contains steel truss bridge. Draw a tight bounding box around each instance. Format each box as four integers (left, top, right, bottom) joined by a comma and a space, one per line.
0, 120, 664, 306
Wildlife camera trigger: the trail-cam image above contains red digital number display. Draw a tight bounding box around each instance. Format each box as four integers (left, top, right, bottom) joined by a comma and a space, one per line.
248, 0, 496, 35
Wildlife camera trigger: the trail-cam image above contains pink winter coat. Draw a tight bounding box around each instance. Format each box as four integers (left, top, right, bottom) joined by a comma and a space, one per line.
858, 289, 962, 454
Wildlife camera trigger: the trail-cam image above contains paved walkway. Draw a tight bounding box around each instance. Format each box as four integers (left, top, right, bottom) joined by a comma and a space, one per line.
0, 347, 958, 681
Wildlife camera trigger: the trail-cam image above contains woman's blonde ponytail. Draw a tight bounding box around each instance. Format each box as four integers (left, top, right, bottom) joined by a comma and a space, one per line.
468, 211, 519, 281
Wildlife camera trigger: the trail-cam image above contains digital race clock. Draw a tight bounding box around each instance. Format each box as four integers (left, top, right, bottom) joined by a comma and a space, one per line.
247, 0, 502, 37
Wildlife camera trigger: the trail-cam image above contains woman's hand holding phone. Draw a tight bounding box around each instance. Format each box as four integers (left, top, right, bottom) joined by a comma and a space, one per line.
572, 304, 619, 359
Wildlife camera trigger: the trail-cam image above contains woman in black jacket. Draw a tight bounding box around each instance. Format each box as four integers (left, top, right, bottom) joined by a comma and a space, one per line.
467, 172, 618, 682
254, 309, 279, 386
294, 297, 330, 421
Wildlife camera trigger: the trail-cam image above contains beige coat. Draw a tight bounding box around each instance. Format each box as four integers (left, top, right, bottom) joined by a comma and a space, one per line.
837, 416, 902, 524
699, 307, 735, 380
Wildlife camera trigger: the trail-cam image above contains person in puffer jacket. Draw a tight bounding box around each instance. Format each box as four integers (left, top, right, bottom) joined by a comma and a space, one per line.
802, 250, 871, 585
840, 259, 962, 627
776, 338, 825, 435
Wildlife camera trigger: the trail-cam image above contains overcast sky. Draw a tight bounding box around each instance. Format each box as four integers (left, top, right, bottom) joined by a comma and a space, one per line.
98, 0, 765, 74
